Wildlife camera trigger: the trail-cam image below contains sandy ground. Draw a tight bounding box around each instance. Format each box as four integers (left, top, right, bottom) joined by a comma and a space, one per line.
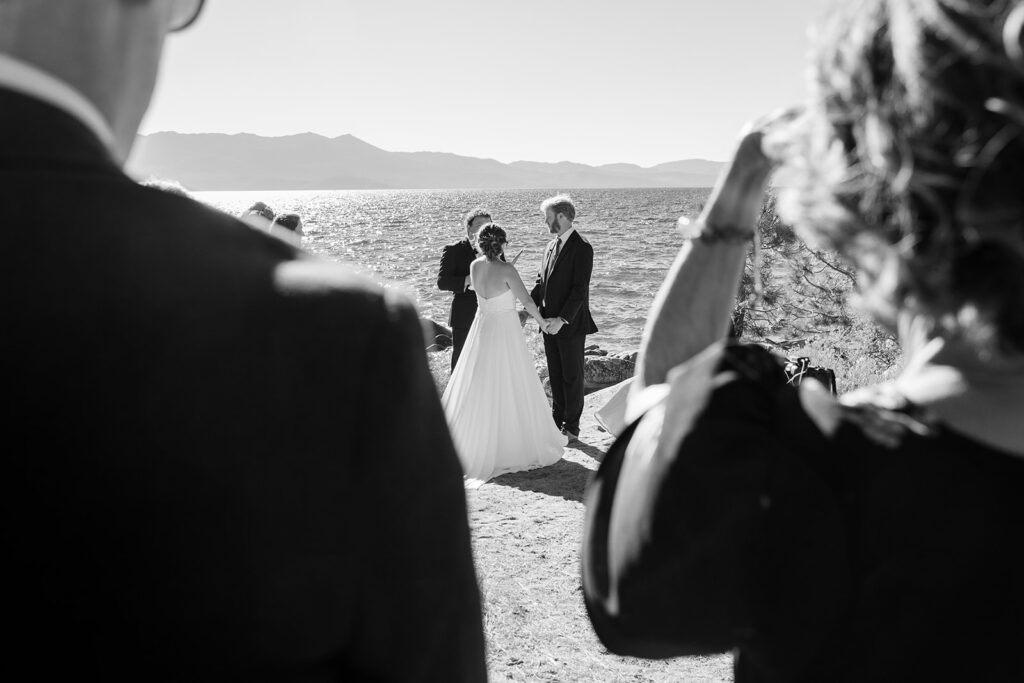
465, 385, 734, 682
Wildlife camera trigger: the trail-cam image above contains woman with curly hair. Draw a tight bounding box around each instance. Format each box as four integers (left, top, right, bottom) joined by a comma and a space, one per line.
442, 223, 567, 486
583, 1, 1024, 680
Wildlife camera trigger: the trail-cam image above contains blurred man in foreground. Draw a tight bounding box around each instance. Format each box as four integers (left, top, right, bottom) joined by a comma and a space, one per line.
0, 1, 485, 680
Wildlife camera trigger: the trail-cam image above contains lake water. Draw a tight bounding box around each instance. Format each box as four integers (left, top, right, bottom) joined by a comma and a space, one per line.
196, 187, 711, 352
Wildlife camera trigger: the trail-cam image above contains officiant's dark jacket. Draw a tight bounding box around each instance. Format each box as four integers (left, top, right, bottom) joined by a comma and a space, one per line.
0, 87, 486, 682
530, 230, 598, 337
437, 238, 478, 331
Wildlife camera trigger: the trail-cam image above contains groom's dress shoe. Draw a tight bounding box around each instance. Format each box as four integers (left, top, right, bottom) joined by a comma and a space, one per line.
561, 426, 581, 443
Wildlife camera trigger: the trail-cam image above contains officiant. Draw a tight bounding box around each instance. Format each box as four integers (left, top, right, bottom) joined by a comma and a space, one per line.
437, 207, 493, 370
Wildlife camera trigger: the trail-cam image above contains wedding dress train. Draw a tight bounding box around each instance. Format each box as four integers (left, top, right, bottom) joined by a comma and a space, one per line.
441, 289, 566, 487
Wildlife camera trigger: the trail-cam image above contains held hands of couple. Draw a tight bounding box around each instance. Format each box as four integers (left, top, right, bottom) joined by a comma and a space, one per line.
541, 317, 566, 335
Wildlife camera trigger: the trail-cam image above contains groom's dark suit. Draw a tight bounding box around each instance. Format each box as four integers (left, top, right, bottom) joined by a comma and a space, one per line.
1, 87, 485, 681
531, 229, 598, 435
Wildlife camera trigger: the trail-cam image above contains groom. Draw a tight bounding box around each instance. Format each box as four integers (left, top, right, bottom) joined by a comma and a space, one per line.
531, 195, 598, 441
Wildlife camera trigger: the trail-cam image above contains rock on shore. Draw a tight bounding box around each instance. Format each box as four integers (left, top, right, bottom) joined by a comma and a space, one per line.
538, 345, 636, 396
422, 318, 452, 352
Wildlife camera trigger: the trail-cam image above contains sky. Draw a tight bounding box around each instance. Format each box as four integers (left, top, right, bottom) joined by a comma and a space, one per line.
142, 0, 826, 167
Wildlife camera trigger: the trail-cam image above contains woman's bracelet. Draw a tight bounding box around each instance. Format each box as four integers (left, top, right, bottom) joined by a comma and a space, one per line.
699, 223, 756, 244
677, 217, 755, 244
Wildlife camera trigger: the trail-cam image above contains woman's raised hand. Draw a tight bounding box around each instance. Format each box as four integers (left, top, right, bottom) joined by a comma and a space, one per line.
693, 107, 805, 239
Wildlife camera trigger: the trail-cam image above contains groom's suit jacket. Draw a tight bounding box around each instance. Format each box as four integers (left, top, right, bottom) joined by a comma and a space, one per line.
531, 229, 599, 338
0, 86, 485, 681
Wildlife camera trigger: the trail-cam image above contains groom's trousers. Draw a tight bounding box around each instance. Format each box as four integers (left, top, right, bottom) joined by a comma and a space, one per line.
543, 332, 587, 434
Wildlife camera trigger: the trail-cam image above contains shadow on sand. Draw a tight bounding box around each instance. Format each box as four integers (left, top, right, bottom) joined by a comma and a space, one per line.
571, 439, 606, 462
491, 438, 606, 503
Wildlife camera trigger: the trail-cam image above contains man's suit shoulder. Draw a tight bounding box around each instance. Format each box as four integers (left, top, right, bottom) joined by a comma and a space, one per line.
443, 238, 473, 252
567, 231, 593, 256
273, 257, 415, 321
124, 180, 409, 325
133, 181, 286, 246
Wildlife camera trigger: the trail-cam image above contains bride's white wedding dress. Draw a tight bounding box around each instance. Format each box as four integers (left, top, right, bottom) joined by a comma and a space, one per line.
442, 288, 567, 487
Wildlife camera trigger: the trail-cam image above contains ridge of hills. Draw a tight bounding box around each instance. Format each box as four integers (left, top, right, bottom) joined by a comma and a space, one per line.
129, 131, 723, 191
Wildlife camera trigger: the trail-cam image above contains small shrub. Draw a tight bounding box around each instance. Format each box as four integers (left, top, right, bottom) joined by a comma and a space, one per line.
740, 192, 902, 391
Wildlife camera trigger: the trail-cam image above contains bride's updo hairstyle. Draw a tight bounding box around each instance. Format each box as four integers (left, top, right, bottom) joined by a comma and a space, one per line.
476, 223, 507, 261
774, 0, 1024, 355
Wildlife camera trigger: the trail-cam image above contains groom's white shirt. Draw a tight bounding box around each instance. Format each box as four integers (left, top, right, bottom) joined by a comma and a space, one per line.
556, 226, 576, 249
547, 226, 576, 272
0, 53, 117, 156
543, 226, 577, 318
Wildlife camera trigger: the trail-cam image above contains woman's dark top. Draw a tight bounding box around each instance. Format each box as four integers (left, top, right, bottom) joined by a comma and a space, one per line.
582, 343, 1024, 682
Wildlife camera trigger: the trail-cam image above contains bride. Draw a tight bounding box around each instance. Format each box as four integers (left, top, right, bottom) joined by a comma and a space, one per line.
442, 223, 567, 487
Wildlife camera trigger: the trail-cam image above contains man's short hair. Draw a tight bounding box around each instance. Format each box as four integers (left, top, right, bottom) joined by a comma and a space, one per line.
245, 202, 276, 222
272, 213, 302, 232
541, 195, 576, 221
464, 207, 492, 229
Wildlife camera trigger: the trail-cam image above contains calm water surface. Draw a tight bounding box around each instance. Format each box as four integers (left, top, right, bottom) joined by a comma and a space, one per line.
196, 188, 711, 352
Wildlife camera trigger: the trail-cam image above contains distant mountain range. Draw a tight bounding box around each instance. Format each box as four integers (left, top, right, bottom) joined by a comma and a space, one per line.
128, 132, 724, 191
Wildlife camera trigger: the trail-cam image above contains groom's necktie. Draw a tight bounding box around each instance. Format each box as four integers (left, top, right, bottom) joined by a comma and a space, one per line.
546, 238, 561, 281
543, 237, 561, 307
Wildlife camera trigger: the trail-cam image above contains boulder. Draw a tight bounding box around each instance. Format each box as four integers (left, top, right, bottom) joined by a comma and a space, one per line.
584, 355, 635, 392
536, 351, 636, 396
609, 350, 639, 363
421, 318, 452, 352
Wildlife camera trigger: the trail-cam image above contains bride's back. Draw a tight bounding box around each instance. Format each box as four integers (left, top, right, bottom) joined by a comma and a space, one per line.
471, 223, 540, 316
471, 258, 512, 299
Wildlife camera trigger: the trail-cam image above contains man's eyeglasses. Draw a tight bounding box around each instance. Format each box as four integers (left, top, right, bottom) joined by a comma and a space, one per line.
169, 0, 205, 33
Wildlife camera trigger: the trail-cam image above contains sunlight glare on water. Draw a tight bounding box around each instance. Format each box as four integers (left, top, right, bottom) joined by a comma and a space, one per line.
196, 188, 711, 352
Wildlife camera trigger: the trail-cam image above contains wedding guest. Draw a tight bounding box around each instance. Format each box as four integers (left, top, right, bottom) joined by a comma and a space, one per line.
438, 207, 492, 370
583, 1, 1024, 680
141, 176, 193, 199
239, 200, 276, 230
0, 1, 484, 680
269, 211, 303, 247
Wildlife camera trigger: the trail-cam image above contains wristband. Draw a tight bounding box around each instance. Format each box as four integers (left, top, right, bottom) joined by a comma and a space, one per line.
678, 217, 755, 244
